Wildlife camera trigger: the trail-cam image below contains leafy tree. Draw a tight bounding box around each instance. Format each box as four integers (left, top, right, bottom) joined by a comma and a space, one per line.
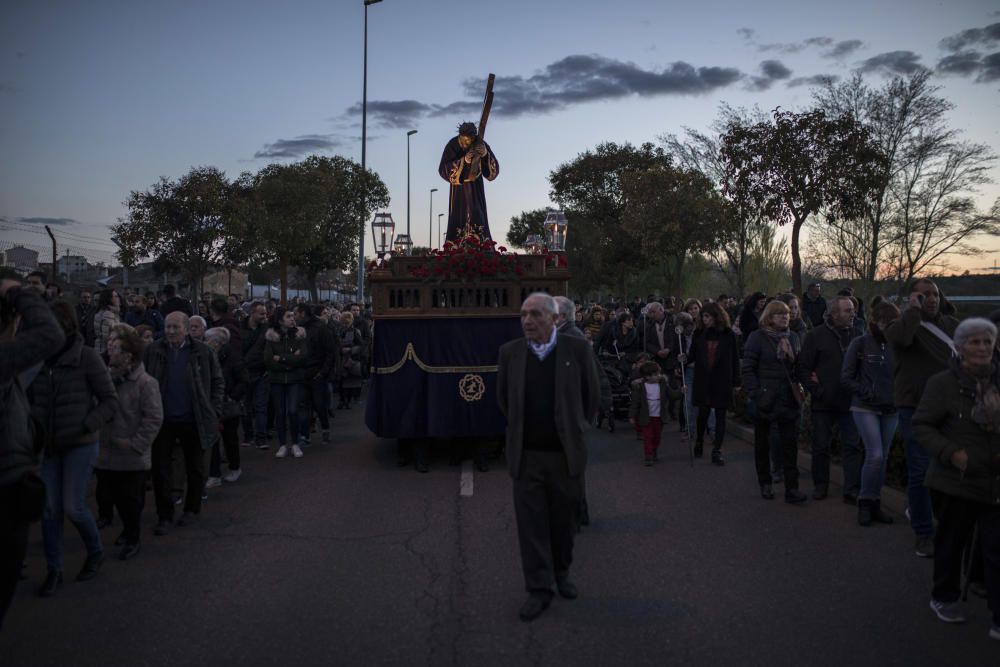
720, 108, 887, 295
812, 71, 998, 296
506, 209, 547, 249
621, 165, 731, 296
113, 166, 233, 295
549, 142, 671, 295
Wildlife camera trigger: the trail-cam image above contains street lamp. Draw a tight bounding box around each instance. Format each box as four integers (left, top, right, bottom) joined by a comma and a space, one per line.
543, 210, 569, 252
371, 211, 396, 263
428, 187, 438, 248
524, 234, 544, 254
357, 0, 384, 302
394, 233, 413, 256
406, 129, 417, 243
438, 213, 444, 248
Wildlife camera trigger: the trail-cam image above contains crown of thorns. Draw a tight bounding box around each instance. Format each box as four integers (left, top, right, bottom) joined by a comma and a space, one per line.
457, 122, 478, 137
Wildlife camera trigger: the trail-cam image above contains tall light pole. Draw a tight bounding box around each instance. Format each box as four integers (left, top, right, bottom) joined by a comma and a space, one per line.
357, 0, 383, 302
428, 187, 438, 248
406, 129, 417, 253
438, 213, 444, 248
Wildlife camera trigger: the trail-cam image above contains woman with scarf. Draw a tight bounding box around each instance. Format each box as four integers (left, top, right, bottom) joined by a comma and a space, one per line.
913, 318, 1000, 636
689, 303, 740, 466
840, 301, 900, 526
598, 312, 642, 359
741, 300, 806, 504
93, 288, 122, 362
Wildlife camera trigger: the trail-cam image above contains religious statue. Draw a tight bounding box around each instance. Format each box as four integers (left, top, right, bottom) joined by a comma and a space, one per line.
438, 74, 499, 243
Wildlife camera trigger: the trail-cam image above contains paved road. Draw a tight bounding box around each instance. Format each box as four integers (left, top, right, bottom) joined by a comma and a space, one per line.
1, 405, 996, 666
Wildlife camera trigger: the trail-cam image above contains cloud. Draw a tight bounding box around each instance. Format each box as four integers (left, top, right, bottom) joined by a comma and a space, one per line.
760, 60, 792, 80
939, 22, 1000, 52
787, 74, 839, 88
17, 216, 78, 226
758, 36, 832, 54
824, 40, 865, 59
935, 49, 1000, 82
857, 50, 926, 75
737, 27, 755, 41
343, 99, 433, 129
254, 134, 343, 159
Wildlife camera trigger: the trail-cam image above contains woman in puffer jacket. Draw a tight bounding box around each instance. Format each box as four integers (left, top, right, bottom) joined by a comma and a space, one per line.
96, 328, 162, 560
265, 307, 307, 459
840, 301, 900, 526
29, 301, 118, 596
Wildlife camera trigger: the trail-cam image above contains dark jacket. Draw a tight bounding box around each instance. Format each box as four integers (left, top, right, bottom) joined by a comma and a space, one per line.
885, 306, 959, 408
301, 316, 338, 380
690, 327, 740, 409
598, 322, 641, 358
241, 319, 269, 376
741, 329, 802, 422
913, 362, 1000, 506
144, 336, 224, 450
801, 294, 827, 328
642, 318, 673, 363
497, 334, 601, 479
797, 321, 863, 412
264, 326, 307, 385
97, 362, 163, 472
840, 333, 896, 414
558, 320, 586, 339
160, 296, 194, 318
28, 333, 119, 455
1, 287, 66, 487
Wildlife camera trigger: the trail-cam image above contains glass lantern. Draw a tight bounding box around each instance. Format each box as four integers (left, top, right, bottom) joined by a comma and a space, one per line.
543, 210, 568, 253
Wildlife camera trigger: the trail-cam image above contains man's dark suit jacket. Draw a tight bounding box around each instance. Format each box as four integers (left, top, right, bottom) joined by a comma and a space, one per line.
497, 333, 600, 480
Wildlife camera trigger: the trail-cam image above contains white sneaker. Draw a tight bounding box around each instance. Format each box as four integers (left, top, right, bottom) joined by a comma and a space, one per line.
990, 625, 1000, 641
240, 441, 253, 448
223, 468, 242, 483
292, 444, 304, 458
205, 477, 222, 489
275, 445, 288, 459
929, 599, 966, 623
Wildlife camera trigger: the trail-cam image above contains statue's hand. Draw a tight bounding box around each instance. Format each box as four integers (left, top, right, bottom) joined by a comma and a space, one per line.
464, 151, 475, 164
475, 143, 487, 157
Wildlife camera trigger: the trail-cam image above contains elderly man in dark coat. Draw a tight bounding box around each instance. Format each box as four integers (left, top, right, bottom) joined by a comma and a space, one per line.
497, 292, 600, 622
143, 311, 223, 535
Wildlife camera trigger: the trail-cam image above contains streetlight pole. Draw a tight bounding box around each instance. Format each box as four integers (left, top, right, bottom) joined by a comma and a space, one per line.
357, 0, 383, 302
438, 213, 444, 248
428, 187, 438, 248
406, 129, 417, 254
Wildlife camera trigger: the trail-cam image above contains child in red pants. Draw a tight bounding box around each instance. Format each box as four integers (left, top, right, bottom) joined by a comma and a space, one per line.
629, 361, 669, 466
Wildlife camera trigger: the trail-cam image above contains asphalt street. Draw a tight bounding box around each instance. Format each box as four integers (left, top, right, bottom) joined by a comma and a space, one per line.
1, 403, 996, 667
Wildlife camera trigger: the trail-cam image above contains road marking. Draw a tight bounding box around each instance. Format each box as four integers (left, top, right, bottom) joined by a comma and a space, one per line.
460, 461, 474, 497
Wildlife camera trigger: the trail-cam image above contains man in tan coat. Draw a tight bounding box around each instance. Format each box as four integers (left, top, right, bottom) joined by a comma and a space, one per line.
497, 292, 600, 621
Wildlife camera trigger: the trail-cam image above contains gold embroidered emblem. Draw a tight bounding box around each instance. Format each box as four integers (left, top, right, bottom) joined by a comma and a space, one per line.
458, 374, 486, 402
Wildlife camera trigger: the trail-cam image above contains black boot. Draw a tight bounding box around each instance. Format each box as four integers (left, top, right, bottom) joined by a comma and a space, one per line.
37, 569, 62, 597
760, 484, 775, 500
76, 551, 104, 581
858, 498, 873, 526
711, 449, 724, 466
872, 499, 894, 524
693, 442, 704, 458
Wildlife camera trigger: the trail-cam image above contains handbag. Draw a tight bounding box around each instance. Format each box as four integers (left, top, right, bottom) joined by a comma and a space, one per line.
221, 397, 244, 419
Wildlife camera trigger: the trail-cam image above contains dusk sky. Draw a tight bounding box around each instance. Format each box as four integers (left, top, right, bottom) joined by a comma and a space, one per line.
2, 1, 998, 274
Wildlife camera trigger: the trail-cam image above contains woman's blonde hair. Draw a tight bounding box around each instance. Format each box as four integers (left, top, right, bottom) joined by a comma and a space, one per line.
759, 300, 790, 329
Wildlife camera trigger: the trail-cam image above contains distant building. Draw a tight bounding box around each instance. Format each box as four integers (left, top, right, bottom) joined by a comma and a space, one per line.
4, 245, 39, 270
57, 255, 89, 278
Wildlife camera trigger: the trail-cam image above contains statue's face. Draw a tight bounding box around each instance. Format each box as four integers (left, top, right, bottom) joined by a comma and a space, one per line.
458, 135, 474, 150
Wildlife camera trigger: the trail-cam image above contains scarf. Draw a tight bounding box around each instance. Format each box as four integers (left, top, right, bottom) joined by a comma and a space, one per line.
763, 327, 794, 360
963, 362, 1000, 432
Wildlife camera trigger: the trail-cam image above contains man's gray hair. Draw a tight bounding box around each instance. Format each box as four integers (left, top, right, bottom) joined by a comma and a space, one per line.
525, 292, 557, 315
190, 315, 207, 328
553, 296, 575, 322
954, 317, 997, 352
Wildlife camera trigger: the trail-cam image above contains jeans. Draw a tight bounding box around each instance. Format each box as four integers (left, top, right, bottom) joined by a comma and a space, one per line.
853, 411, 898, 499
811, 410, 862, 494
299, 375, 331, 439
41, 443, 103, 572
898, 408, 933, 537
270, 383, 301, 446
697, 409, 726, 452
242, 374, 270, 444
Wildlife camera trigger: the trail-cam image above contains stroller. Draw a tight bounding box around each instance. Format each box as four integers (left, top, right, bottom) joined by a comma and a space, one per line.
597, 344, 640, 430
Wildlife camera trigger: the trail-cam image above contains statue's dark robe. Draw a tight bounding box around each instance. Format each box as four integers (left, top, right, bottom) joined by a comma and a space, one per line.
438, 137, 499, 243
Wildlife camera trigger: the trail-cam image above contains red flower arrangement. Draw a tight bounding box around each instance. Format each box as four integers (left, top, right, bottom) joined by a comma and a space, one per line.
408, 236, 524, 281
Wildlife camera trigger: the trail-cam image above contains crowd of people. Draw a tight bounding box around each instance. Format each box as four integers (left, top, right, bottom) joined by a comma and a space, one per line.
0, 274, 373, 629
559, 281, 1000, 639
1, 273, 998, 638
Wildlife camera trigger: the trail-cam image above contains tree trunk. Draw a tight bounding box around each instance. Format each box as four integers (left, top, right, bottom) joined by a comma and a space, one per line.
307, 272, 319, 303
790, 219, 804, 295
280, 256, 289, 307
